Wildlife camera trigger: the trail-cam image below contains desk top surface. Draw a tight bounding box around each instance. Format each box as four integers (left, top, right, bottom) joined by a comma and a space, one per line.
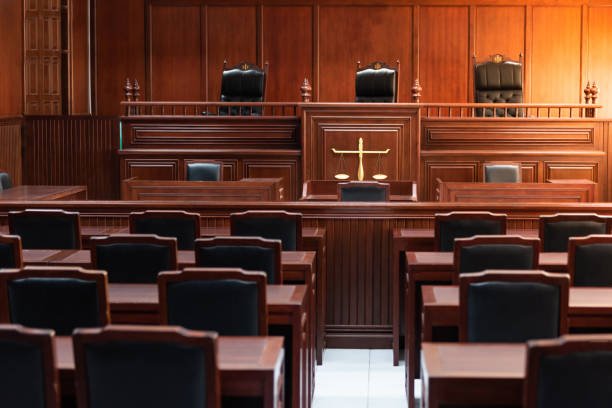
406, 251, 567, 267
0, 185, 86, 200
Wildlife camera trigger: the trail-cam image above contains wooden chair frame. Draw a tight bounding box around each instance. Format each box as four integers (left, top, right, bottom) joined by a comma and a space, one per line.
434, 211, 508, 251
539, 213, 612, 249
158, 268, 268, 335
337, 181, 390, 202
8, 209, 82, 249
230, 210, 303, 250
183, 160, 224, 181
567, 234, 612, 286
90, 234, 178, 272
129, 210, 201, 243
0, 234, 23, 268
459, 269, 570, 342
355, 60, 400, 102
73, 324, 220, 408
194, 236, 282, 284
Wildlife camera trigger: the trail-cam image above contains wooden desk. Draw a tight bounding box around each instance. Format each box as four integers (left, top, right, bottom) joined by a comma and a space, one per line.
55, 335, 285, 408
301, 180, 417, 201
0, 185, 87, 200
403, 250, 566, 408
421, 343, 524, 408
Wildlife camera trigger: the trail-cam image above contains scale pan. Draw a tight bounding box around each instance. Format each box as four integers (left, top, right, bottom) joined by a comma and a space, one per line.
334, 173, 350, 180
372, 174, 388, 180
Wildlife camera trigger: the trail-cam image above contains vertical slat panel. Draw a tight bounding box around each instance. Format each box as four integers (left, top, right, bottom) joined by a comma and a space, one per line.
0, 118, 23, 185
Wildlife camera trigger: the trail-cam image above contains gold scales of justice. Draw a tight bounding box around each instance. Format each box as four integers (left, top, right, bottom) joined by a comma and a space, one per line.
331, 137, 391, 181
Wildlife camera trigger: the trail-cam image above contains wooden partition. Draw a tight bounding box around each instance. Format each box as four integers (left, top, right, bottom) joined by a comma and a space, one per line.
0, 117, 22, 185
302, 180, 417, 201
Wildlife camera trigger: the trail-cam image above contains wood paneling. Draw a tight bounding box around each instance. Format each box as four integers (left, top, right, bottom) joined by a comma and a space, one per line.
150, 4, 203, 100
531, 6, 582, 103
587, 6, 612, 117
318, 6, 412, 102
0, 0, 23, 116
418, 6, 469, 102
474, 6, 525, 65
70, 0, 90, 114
23, 116, 119, 199
263, 6, 313, 102
0, 118, 23, 185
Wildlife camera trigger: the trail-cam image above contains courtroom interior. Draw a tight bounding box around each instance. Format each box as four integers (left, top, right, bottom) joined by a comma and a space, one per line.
3, 0, 612, 407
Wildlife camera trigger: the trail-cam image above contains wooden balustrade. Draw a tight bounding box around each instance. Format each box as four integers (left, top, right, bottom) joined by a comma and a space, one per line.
419, 103, 602, 119
120, 101, 300, 117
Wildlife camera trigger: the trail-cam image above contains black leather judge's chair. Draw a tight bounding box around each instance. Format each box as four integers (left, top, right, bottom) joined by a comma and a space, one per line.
220, 61, 268, 116
130, 210, 201, 250
474, 54, 523, 117
434, 211, 507, 251
185, 161, 223, 182
568, 235, 612, 287
525, 335, 612, 408
195, 236, 282, 284
453, 235, 540, 283
159, 268, 267, 336
0, 172, 12, 190
539, 213, 612, 252
483, 163, 521, 183
0, 235, 23, 268
230, 210, 303, 251
355, 60, 399, 103
73, 325, 220, 408
0, 266, 109, 335
90, 234, 178, 283
459, 270, 569, 343
0, 324, 59, 408
338, 181, 390, 202
8, 209, 81, 249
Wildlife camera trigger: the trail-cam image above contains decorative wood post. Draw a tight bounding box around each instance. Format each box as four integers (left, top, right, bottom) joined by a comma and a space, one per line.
411, 79, 422, 103
301, 78, 312, 102
584, 82, 592, 104
133, 79, 141, 102
124, 78, 133, 115
584, 81, 598, 118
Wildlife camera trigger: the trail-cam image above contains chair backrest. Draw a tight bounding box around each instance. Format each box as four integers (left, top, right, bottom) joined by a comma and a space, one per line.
0, 266, 109, 335
0, 235, 23, 268
0, 171, 12, 189
8, 209, 81, 249
220, 60, 267, 103
185, 161, 223, 182
337, 181, 390, 202
454, 235, 540, 283
474, 54, 523, 117
524, 334, 612, 408
567, 234, 612, 286
483, 163, 521, 182
539, 213, 611, 252
355, 60, 399, 103
230, 210, 303, 251
194, 236, 282, 284
459, 270, 569, 343
434, 211, 507, 251
91, 234, 178, 283
158, 268, 268, 336
73, 325, 220, 408
0, 324, 59, 408
129, 210, 201, 250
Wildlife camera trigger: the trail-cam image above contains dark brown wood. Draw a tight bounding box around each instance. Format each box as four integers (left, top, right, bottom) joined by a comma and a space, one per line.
0, 0, 23, 116
302, 180, 416, 201
9, 209, 83, 249
0, 235, 23, 268
0, 186, 87, 201
158, 268, 268, 335
0, 117, 22, 184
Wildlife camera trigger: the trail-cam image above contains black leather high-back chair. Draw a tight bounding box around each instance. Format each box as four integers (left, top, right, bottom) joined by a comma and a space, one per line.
474, 54, 523, 117
355, 60, 399, 102
0, 266, 109, 335
220, 61, 268, 116
91, 234, 178, 283
568, 235, 612, 286
230, 210, 303, 251
525, 335, 612, 408
195, 236, 282, 284
459, 270, 569, 343
185, 162, 223, 182
0, 171, 12, 189
8, 209, 81, 249
434, 211, 507, 252
338, 181, 390, 202
0, 235, 23, 268
129, 210, 201, 250
483, 163, 521, 183
453, 235, 540, 283
159, 268, 268, 336
73, 325, 220, 408
539, 213, 611, 252
0, 324, 59, 408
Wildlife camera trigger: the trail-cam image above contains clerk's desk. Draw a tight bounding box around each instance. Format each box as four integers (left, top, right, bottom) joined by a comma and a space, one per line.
301, 180, 417, 201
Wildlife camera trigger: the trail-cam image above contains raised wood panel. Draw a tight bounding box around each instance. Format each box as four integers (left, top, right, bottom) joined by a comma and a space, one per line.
0, 0, 23, 116
150, 4, 203, 100
545, 162, 598, 181
318, 6, 412, 102
587, 6, 612, 118
422, 162, 478, 200
70, 0, 90, 114
122, 159, 179, 181
419, 6, 469, 103
0, 118, 23, 185
243, 160, 299, 200
206, 6, 257, 102
262, 6, 313, 102
531, 6, 581, 104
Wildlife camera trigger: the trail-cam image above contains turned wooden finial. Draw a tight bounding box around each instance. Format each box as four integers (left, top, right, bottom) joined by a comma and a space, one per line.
124, 78, 133, 102
133, 79, 141, 102
411, 78, 422, 103
590, 82, 599, 104
301, 78, 312, 102
584, 81, 592, 104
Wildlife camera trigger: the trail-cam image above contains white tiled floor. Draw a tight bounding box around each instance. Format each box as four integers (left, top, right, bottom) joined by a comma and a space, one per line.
312, 349, 412, 408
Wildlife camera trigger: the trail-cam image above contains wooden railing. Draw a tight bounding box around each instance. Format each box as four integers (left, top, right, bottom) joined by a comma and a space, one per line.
420, 103, 602, 119
120, 101, 299, 117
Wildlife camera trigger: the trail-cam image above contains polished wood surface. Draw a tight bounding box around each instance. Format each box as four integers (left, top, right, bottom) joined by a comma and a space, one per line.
0, 117, 22, 184
55, 335, 284, 406
301, 180, 416, 202
0, 185, 87, 201
0, 2, 22, 116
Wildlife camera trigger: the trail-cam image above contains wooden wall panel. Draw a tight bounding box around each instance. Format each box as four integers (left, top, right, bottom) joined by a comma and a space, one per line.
318, 6, 412, 102
0, 0, 23, 116
587, 6, 612, 118
474, 6, 525, 65
0, 118, 23, 185
263, 6, 313, 102
150, 5, 203, 101
531, 6, 582, 103
206, 6, 257, 102
70, 0, 90, 114
418, 6, 469, 103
